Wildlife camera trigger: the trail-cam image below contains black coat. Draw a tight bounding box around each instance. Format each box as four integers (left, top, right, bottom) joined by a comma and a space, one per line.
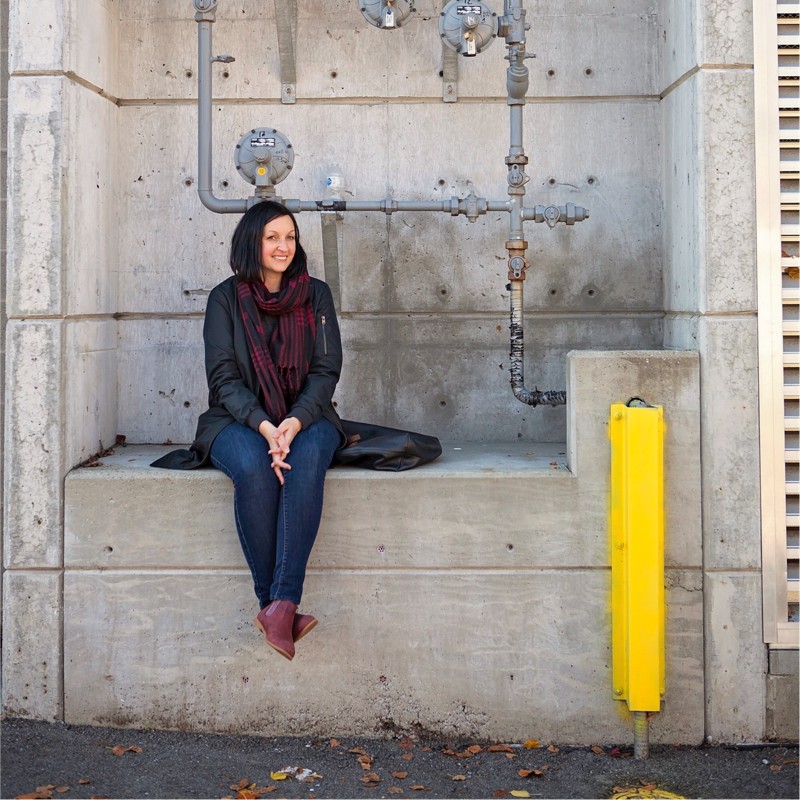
152, 275, 344, 470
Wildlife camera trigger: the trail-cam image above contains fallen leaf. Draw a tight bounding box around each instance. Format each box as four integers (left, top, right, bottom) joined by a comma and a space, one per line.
230, 781, 250, 791
401, 753, 414, 761
466, 744, 482, 754
236, 791, 259, 799
505, 753, 517, 760
389, 789, 404, 795
608, 746, 632, 759
488, 744, 514, 753
349, 747, 367, 755
77, 781, 91, 786
421, 746, 432, 753
547, 745, 559, 753
770, 764, 783, 772
329, 739, 342, 748
492, 792, 510, 798
15, 793, 51, 800
55, 790, 70, 795
357, 754, 374, 770
518, 769, 544, 778
361, 772, 381, 786
441, 748, 456, 756
523, 739, 541, 749
452, 775, 467, 781
269, 772, 288, 781
591, 745, 605, 754
409, 785, 430, 791
510, 792, 531, 798
398, 737, 415, 751
110, 745, 140, 757
391, 771, 408, 779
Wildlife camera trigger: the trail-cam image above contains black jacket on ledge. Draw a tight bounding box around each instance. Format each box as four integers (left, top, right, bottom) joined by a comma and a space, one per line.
151, 275, 345, 470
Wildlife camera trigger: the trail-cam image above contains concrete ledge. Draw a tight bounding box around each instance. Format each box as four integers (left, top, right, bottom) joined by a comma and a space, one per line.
59, 350, 705, 742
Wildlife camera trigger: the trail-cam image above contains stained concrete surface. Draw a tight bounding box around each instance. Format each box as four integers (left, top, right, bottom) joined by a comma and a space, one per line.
1, 718, 797, 800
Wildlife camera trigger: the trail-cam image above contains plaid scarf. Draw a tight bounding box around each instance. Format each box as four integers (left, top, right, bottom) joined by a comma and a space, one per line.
236, 271, 316, 423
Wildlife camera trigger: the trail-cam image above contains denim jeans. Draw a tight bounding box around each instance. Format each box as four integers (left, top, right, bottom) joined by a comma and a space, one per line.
210, 418, 339, 608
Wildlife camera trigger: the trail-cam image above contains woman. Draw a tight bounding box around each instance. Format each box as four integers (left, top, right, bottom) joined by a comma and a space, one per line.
153, 201, 344, 661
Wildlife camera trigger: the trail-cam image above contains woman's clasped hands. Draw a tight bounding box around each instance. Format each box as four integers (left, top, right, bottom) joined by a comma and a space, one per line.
258, 417, 302, 485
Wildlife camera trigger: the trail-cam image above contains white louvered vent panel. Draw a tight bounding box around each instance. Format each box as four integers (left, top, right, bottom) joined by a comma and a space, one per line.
781, 5, 800, 625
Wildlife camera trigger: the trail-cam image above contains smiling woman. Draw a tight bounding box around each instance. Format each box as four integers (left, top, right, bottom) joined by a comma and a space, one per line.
151, 201, 345, 662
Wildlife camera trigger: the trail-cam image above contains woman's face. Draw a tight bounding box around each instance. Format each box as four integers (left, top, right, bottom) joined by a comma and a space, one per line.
260, 215, 297, 291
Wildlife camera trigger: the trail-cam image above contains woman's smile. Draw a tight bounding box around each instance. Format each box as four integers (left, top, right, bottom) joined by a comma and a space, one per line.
261, 214, 297, 291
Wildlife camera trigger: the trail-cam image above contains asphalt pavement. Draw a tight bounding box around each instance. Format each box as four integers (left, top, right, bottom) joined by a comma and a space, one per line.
1, 717, 797, 800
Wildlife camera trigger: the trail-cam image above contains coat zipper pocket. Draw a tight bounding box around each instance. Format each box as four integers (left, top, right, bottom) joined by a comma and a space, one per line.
320, 315, 328, 355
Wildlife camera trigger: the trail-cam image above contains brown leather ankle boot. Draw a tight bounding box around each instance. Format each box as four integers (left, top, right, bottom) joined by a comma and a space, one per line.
293, 612, 317, 642
254, 600, 297, 660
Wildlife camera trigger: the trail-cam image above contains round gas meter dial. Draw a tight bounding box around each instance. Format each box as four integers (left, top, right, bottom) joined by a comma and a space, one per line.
439, 1, 498, 56
234, 127, 294, 186
360, 0, 416, 29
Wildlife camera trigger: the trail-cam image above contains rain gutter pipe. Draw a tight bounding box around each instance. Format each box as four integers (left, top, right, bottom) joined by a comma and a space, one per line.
192, 0, 587, 406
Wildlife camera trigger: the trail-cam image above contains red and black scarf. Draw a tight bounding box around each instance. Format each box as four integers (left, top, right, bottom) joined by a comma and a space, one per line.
237, 271, 316, 423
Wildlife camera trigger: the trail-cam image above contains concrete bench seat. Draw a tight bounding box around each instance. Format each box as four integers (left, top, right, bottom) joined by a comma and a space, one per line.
59, 351, 705, 743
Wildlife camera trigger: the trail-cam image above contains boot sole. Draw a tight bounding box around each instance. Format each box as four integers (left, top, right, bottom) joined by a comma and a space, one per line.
254, 615, 294, 660
294, 618, 318, 642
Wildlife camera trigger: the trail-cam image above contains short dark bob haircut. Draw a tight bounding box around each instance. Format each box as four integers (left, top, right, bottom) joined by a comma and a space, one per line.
229, 200, 308, 285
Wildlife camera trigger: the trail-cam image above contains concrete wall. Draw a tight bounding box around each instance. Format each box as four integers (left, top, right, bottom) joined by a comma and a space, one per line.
660, 0, 765, 742
2, 0, 773, 742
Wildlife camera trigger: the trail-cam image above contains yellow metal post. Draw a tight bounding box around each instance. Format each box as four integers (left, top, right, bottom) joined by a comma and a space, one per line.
609, 402, 665, 717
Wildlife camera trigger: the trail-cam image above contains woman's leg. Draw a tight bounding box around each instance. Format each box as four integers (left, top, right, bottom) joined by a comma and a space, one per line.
270, 417, 340, 605
210, 422, 279, 609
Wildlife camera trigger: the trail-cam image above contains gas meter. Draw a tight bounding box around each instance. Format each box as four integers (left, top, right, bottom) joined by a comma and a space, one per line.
360, 0, 416, 29
234, 127, 294, 188
439, 1, 498, 56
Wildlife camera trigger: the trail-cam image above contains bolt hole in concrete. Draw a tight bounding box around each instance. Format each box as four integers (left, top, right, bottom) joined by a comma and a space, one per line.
222, 71, 229, 78
183, 401, 191, 408
585, 287, 597, 298
438, 400, 447, 408
185, 69, 193, 78
330, 70, 338, 78
437, 178, 446, 186
549, 288, 557, 296
377, 544, 386, 554
184, 178, 193, 187
584, 67, 593, 76
103, 546, 113, 553
506, 543, 514, 552
587, 175, 597, 185
546, 68, 555, 77
221, 180, 229, 188
548, 177, 556, 185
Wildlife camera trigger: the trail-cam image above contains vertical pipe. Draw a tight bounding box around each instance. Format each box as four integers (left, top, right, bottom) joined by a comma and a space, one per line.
633, 712, 650, 760
196, 8, 247, 213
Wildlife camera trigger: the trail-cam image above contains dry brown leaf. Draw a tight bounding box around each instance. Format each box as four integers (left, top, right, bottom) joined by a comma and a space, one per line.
55, 789, 70, 795
523, 739, 541, 749
15, 793, 51, 800
361, 772, 381, 785
111, 745, 140, 757
440, 748, 456, 756
77, 781, 91, 786
391, 771, 408, 779
547, 745, 559, 753
466, 745, 483, 754
329, 738, 342, 748
231, 780, 251, 791
452, 775, 467, 781
357, 754, 374, 770
505, 753, 517, 760
398, 737, 415, 751
492, 791, 510, 798
236, 791, 260, 799
488, 744, 514, 753
590, 745, 604, 754
401, 753, 414, 761
770, 765, 783, 773
128, 746, 143, 753
36, 787, 56, 793
349, 747, 367, 755
517, 769, 544, 778
409, 785, 430, 791
389, 789, 404, 795
421, 746, 432, 753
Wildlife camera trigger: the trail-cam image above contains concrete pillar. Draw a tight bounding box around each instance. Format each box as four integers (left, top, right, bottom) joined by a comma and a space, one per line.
2, 0, 120, 719
661, 0, 765, 741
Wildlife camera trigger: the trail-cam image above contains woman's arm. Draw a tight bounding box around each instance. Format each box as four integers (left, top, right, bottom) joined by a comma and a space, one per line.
204, 284, 270, 432
287, 280, 342, 430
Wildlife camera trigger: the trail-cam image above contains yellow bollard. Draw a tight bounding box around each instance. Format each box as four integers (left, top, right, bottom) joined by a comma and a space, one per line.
609, 402, 665, 752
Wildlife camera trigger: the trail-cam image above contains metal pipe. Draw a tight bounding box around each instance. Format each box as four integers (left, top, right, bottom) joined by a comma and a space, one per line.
633, 712, 650, 759
196, 3, 248, 213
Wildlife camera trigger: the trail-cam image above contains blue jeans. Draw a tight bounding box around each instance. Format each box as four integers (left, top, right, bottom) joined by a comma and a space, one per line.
210, 418, 339, 608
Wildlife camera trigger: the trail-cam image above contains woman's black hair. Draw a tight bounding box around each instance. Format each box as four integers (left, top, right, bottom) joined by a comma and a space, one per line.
229, 200, 308, 284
